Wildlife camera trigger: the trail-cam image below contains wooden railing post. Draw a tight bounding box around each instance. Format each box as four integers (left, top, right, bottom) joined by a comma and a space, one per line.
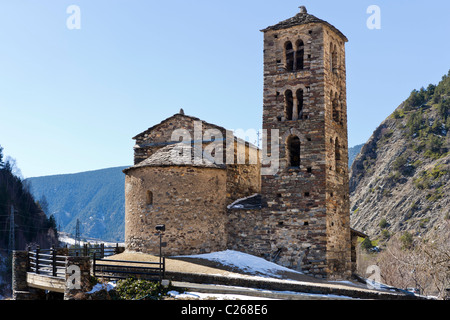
26, 246, 30, 272
52, 246, 57, 277
93, 252, 96, 278
100, 243, 104, 258
35, 246, 40, 274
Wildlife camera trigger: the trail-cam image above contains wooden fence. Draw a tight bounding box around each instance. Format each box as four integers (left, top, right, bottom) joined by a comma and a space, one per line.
93, 254, 165, 281
28, 247, 66, 278
67, 243, 121, 259
27, 244, 165, 283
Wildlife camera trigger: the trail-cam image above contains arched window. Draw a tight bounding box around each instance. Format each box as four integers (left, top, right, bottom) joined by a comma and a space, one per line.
146, 190, 153, 205
296, 89, 304, 119
330, 43, 338, 73
332, 92, 340, 123
287, 135, 300, 167
285, 90, 293, 120
285, 42, 294, 71
335, 137, 341, 163
295, 40, 304, 70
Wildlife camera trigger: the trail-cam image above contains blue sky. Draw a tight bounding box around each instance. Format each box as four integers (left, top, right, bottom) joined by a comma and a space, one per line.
0, 0, 449, 178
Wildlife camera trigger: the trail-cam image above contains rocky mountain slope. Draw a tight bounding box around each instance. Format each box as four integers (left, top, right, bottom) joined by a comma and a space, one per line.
350, 71, 450, 240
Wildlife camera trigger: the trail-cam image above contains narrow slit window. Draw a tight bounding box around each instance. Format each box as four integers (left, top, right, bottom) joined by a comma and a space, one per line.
146, 190, 153, 205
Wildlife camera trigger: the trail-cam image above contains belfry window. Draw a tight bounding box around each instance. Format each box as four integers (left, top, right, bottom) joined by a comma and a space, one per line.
284, 89, 304, 121
330, 43, 338, 73
296, 89, 304, 119
285, 90, 293, 120
285, 40, 304, 72
295, 40, 304, 70
285, 42, 295, 71
335, 137, 341, 167
287, 135, 300, 167
332, 92, 340, 123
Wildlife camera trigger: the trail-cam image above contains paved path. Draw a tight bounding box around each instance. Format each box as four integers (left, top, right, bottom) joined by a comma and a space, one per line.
105, 251, 423, 300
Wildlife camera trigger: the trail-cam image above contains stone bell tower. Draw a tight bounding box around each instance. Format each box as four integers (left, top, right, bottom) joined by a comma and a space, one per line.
260, 6, 351, 278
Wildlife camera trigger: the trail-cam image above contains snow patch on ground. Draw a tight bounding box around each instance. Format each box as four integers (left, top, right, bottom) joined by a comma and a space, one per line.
167, 290, 275, 300
86, 282, 116, 294
175, 250, 304, 278
58, 232, 124, 247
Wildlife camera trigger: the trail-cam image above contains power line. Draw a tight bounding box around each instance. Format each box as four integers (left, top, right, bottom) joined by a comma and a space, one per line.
75, 219, 81, 248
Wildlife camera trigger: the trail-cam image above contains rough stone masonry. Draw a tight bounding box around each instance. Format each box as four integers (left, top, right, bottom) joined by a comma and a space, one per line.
123, 6, 356, 279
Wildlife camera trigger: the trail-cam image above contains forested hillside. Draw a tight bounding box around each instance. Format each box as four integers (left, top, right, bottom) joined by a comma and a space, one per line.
26, 166, 128, 242
0, 145, 58, 297
0, 145, 58, 251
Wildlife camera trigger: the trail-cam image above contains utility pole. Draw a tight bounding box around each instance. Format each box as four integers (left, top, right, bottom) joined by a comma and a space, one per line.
8, 204, 15, 254
75, 219, 81, 248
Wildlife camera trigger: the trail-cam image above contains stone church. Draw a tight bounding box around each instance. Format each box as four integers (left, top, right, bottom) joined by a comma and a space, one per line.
123, 6, 364, 279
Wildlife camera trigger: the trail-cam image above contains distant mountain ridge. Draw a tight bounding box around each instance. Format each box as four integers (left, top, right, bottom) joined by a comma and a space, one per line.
26, 166, 129, 242
348, 144, 364, 168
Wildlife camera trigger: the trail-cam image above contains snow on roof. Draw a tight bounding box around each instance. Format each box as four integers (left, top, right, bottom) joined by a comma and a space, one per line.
227, 193, 262, 210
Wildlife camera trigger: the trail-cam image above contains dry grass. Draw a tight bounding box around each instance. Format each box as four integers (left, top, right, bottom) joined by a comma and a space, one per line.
102, 251, 239, 276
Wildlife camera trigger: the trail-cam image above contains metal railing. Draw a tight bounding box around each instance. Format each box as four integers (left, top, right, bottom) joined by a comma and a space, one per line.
67, 243, 121, 259
93, 254, 165, 281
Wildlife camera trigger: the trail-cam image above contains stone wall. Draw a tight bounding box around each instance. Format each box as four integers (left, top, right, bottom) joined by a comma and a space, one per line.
124, 165, 228, 256
260, 22, 328, 277
226, 208, 271, 259
225, 142, 261, 204
125, 112, 261, 256
123, 8, 352, 279
259, 11, 351, 278
133, 113, 232, 165
323, 24, 351, 278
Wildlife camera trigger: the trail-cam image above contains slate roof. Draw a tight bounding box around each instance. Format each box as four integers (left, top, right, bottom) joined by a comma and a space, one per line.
132, 111, 229, 141
227, 194, 264, 210
261, 7, 348, 42
123, 142, 226, 173
132, 110, 259, 150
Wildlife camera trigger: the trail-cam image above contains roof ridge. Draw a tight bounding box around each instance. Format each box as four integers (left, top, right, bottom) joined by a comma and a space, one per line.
261, 10, 348, 42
